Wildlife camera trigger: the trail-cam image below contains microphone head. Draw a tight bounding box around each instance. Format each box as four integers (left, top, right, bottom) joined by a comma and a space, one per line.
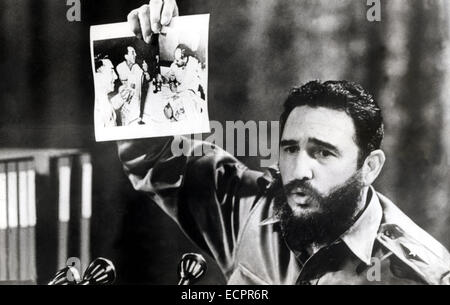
178, 253, 207, 285
80, 257, 116, 285
48, 266, 81, 285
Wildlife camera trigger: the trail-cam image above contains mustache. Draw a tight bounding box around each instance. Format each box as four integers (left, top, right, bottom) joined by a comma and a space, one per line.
283, 168, 364, 199
283, 179, 318, 197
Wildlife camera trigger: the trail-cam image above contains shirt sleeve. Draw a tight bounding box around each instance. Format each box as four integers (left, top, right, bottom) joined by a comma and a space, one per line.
117, 136, 263, 275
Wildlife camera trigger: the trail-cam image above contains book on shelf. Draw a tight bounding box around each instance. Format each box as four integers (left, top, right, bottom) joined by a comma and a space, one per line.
0, 149, 92, 284
0, 155, 35, 283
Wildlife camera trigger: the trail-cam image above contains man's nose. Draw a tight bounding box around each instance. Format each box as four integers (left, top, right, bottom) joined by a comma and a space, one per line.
292, 151, 313, 181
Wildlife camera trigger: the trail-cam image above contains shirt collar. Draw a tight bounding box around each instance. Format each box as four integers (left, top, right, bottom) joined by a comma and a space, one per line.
340, 186, 383, 265
259, 183, 383, 266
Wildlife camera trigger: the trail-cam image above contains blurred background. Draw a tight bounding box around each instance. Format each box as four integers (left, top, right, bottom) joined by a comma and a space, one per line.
1, 0, 450, 284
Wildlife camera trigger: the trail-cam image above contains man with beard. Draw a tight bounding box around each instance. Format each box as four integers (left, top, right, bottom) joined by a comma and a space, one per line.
165, 44, 204, 97
119, 1, 450, 284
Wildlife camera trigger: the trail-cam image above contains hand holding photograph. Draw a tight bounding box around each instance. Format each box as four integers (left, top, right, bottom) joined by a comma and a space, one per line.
90, 14, 210, 141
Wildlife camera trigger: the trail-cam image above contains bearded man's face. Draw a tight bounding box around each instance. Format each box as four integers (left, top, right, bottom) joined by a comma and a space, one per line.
278, 105, 365, 249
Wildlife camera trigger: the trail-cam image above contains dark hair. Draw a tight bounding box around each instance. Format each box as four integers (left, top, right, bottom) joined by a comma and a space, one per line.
280, 80, 384, 165
94, 54, 109, 72
125, 45, 134, 54
175, 44, 197, 60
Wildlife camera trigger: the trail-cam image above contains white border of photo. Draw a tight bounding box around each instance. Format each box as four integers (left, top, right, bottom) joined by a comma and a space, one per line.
90, 15, 210, 142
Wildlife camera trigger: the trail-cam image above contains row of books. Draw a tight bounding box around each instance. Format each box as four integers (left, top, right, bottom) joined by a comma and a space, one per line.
0, 149, 92, 284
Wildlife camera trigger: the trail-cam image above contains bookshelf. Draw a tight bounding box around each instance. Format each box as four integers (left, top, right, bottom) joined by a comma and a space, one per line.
0, 149, 92, 284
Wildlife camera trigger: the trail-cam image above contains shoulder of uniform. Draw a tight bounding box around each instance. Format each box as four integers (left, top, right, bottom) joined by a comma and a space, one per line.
376, 222, 450, 284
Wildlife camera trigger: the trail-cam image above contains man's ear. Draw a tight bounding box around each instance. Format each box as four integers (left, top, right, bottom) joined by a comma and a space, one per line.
361, 149, 385, 186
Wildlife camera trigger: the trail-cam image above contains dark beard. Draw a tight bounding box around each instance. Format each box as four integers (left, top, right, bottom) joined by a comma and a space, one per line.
274, 171, 364, 252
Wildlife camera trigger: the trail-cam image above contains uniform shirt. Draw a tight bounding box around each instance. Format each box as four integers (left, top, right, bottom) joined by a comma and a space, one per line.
166, 56, 203, 93
116, 61, 143, 102
118, 136, 450, 285
116, 61, 144, 125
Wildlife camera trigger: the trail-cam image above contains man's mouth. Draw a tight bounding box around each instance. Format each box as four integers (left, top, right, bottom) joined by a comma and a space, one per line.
289, 190, 310, 206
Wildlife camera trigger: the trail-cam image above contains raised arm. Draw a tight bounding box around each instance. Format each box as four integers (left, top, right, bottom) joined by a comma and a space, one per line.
117, 136, 263, 276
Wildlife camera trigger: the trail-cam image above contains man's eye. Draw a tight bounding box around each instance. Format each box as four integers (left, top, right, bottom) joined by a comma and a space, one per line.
316, 149, 333, 158
283, 146, 299, 154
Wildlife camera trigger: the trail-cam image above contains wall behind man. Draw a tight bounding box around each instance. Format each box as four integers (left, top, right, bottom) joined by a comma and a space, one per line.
1, 0, 449, 284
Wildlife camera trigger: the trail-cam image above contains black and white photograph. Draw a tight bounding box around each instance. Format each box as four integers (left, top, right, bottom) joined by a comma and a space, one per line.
3, 0, 450, 295
91, 14, 209, 141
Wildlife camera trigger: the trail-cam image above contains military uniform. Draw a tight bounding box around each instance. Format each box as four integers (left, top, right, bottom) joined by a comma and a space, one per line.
118, 136, 450, 285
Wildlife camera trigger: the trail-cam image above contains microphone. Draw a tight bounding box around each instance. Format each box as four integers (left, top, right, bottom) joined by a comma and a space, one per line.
177, 253, 207, 285
78, 257, 116, 285
48, 266, 81, 285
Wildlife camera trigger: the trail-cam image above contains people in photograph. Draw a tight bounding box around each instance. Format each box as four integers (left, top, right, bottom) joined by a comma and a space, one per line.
161, 44, 206, 122
94, 55, 121, 128
166, 44, 204, 98
116, 46, 150, 125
